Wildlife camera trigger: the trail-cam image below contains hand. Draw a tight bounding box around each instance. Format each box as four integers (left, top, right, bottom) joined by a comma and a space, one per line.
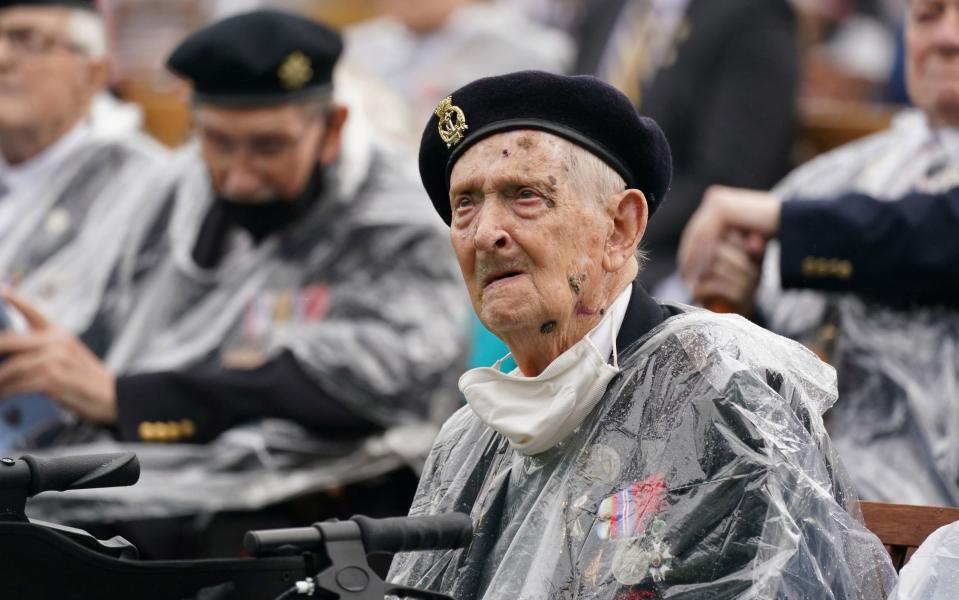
690, 231, 763, 317
679, 185, 782, 287
0, 290, 117, 424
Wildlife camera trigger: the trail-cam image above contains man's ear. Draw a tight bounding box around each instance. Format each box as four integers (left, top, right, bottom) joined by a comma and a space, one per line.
78, 58, 109, 118
89, 58, 109, 91
318, 105, 349, 167
602, 188, 648, 272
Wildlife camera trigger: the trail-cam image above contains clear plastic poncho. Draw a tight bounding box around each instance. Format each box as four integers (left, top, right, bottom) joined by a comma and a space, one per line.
388, 308, 896, 599
1, 97, 168, 354
24, 419, 438, 523
759, 109, 959, 506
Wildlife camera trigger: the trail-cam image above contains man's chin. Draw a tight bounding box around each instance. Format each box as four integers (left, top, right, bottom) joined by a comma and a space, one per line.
934, 95, 959, 125
0, 104, 30, 130
478, 303, 541, 337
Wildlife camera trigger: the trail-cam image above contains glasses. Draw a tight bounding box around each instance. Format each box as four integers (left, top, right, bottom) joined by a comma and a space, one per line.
196, 117, 324, 166
0, 25, 81, 56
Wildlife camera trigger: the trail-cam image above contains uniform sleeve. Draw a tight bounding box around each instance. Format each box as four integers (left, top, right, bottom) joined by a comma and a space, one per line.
779, 189, 959, 305
114, 349, 381, 443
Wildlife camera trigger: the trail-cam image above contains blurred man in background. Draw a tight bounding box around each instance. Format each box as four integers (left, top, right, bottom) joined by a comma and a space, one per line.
0, 0, 166, 353
680, 0, 959, 506
575, 0, 800, 291
0, 9, 470, 556
0, 8, 469, 446
345, 0, 572, 128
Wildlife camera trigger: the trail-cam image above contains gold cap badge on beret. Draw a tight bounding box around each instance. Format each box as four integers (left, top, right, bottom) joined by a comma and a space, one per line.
278, 51, 313, 90
435, 96, 468, 148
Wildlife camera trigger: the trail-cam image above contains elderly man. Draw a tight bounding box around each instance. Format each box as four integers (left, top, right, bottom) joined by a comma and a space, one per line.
0, 10, 468, 448
0, 0, 165, 349
679, 0, 959, 506
387, 71, 894, 599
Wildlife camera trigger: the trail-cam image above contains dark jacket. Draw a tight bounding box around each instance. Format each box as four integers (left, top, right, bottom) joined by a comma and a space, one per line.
576, 0, 800, 287
780, 188, 959, 306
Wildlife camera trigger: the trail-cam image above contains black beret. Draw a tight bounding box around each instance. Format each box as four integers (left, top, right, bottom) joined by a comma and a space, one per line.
419, 70, 672, 225
167, 9, 342, 107
0, 0, 97, 10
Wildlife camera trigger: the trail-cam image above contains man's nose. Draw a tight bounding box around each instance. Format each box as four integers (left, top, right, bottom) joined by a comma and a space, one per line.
472, 200, 515, 254
930, 7, 959, 51
221, 160, 264, 198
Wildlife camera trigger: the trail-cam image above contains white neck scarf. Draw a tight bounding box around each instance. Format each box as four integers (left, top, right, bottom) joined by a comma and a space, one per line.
461, 286, 632, 455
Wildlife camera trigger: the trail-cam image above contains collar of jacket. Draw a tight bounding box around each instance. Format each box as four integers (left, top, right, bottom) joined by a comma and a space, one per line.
615, 278, 674, 351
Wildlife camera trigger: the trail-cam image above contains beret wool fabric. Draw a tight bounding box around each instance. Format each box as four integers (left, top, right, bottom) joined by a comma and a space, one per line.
167, 9, 342, 107
419, 70, 672, 225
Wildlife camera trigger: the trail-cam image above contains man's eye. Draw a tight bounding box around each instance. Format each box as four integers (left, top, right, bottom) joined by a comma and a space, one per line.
517, 188, 539, 199
454, 196, 473, 209
913, 4, 943, 21
8, 28, 44, 50
251, 139, 292, 156
204, 135, 234, 153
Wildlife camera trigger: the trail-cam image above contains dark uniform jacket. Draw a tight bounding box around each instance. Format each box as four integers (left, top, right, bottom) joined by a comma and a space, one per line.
780, 187, 959, 306
575, 0, 799, 287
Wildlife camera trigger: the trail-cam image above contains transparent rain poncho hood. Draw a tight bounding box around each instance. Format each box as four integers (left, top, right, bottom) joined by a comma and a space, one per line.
388, 307, 896, 599
759, 109, 959, 506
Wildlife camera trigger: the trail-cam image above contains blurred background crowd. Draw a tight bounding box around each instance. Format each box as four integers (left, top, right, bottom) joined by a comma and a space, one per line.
112, 0, 911, 304
3, 0, 954, 567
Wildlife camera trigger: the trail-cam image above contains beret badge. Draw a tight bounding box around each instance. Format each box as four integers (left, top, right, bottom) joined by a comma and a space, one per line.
278, 51, 313, 90
435, 96, 468, 149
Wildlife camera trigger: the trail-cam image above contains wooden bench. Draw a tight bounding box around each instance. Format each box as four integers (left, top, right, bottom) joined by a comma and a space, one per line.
860, 501, 959, 571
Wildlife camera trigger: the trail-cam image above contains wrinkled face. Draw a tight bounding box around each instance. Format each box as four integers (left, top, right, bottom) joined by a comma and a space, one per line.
0, 7, 103, 133
195, 102, 338, 203
449, 131, 612, 336
907, 0, 959, 126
